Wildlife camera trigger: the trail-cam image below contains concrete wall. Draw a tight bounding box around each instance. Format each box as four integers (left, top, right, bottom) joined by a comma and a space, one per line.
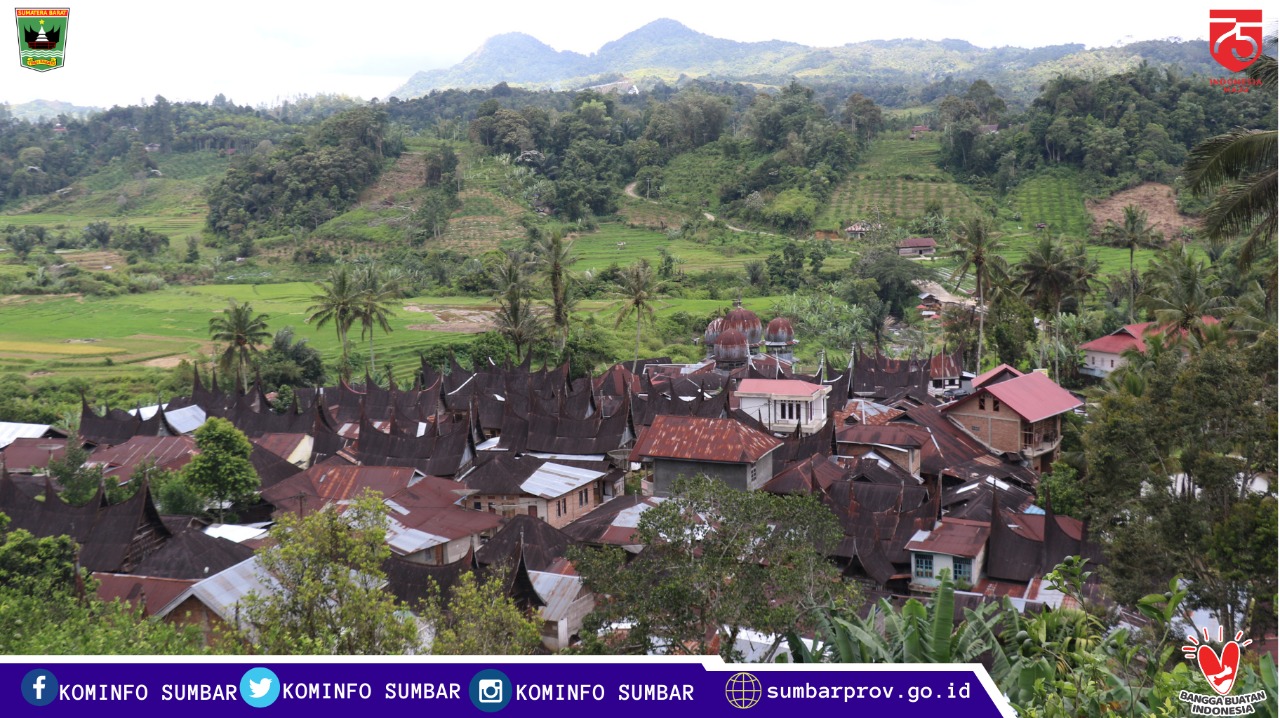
653, 454, 778, 495
466, 482, 609, 529
909, 547, 986, 589
1082, 350, 1123, 377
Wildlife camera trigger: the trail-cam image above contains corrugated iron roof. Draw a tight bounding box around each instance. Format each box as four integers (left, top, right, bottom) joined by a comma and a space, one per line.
93, 573, 197, 616
0, 422, 57, 450
88, 435, 198, 483
961, 372, 1083, 423
529, 569, 588, 621
971, 364, 1023, 389
520, 463, 605, 499
735, 379, 824, 398
905, 517, 991, 558
2, 437, 67, 472
158, 556, 276, 623
630, 415, 782, 464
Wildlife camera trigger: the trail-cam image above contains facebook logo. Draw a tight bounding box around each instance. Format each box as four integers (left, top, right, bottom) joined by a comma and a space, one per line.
21, 669, 58, 706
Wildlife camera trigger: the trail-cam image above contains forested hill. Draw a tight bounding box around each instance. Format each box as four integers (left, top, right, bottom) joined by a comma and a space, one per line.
392, 18, 1227, 104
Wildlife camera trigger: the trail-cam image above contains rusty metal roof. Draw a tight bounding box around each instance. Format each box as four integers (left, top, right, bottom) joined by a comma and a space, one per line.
88, 435, 197, 483
630, 415, 783, 464
905, 517, 991, 558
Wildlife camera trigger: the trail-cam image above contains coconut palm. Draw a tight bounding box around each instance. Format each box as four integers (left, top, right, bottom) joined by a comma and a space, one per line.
1016, 235, 1086, 381
306, 266, 360, 379
1185, 50, 1277, 263
614, 261, 660, 372
1140, 244, 1235, 338
1101, 205, 1165, 322
208, 301, 271, 393
538, 231, 576, 350
354, 266, 400, 377
492, 297, 543, 363
947, 216, 1006, 372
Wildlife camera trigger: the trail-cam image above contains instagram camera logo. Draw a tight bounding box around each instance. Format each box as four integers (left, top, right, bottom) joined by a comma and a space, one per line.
469, 669, 511, 712
22, 668, 58, 706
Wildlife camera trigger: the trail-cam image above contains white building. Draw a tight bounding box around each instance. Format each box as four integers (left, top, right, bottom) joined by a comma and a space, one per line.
734, 379, 831, 435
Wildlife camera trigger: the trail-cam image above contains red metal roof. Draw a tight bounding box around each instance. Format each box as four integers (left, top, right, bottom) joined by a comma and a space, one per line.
93, 573, 197, 616
971, 364, 1022, 389
1079, 317, 1220, 355
735, 379, 824, 398
630, 415, 783, 464
954, 372, 1082, 423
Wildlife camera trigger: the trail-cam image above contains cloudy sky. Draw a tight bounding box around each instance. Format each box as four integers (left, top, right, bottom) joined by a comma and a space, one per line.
1, 0, 1233, 108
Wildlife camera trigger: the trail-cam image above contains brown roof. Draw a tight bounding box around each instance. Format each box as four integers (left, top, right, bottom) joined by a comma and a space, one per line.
630, 415, 782, 464
836, 424, 927, 449
475, 514, 575, 571
905, 517, 991, 559
2, 437, 68, 472
93, 573, 197, 616
253, 433, 308, 462
762, 454, 848, 495
897, 237, 937, 249
260, 459, 420, 515
88, 435, 198, 483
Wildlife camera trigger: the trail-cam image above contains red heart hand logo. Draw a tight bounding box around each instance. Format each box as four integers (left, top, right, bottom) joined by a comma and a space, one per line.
1196, 641, 1241, 695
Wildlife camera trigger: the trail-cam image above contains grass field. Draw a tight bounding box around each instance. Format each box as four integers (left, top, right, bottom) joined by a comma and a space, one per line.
566, 223, 787, 273
817, 134, 982, 228
1007, 171, 1093, 237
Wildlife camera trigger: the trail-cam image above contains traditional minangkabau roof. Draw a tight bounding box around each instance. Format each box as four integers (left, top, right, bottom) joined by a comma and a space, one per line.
0, 472, 171, 573
475, 514, 576, 572
761, 453, 848, 495
630, 415, 783, 464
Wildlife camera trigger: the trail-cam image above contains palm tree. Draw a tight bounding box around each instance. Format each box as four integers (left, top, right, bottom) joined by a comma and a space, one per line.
947, 216, 1006, 372
1140, 244, 1235, 338
1101, 205, 1164, 322
614, 261, 660, 372
306, 266, 360, 379
208, 301, 270, 393
354, 266, 399, 377
1184, 50, 1277, 305
538, 231, 576, 350
492, 297, 543, 362
1016, 235, 1080, 381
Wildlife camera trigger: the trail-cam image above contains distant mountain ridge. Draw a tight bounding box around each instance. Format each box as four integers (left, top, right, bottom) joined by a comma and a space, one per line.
390, 18, 1224, 102
4, 98, 101, 121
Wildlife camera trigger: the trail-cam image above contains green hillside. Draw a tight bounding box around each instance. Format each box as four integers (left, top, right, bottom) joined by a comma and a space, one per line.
817, 134, 981, 228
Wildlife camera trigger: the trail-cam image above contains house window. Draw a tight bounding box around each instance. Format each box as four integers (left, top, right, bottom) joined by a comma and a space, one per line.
954, 557, 973, 583
556, 500, 561, 517
914, 554, 933, 579
473, 501, 482, 510
578, 489, 586, 507
749, 464, 758, 486
993, 398, 1001, 412
978, 396, 985, 410
1110, 359, 1115, 368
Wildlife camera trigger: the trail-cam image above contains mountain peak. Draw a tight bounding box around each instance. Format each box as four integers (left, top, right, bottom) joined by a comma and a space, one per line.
628, 18, 699, 39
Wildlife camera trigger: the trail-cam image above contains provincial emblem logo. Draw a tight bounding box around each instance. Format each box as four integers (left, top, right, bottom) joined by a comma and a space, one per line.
15, 8, 67, 72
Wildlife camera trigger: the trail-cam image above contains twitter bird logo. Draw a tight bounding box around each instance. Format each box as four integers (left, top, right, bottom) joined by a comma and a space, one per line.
249, 678, 272, 699
240, 667, 281, 708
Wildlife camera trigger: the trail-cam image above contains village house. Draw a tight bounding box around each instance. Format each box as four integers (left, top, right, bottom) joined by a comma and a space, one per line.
459, 455, 622, 529
733, 378, 831, 435
1078, 317, 1219, 378
941, 370, 1082, 472
897, 237, 938, 257
630, 415, 783, 495
906, 517, 990, 590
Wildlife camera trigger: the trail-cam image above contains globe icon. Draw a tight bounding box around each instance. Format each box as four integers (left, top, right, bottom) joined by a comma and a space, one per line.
725, 672, 762, 709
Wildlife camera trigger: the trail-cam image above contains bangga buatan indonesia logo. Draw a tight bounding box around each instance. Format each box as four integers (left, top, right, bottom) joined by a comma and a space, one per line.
1209, 9, 1263, 72
14, 8, 68, 72
1179, 626, 1268, 715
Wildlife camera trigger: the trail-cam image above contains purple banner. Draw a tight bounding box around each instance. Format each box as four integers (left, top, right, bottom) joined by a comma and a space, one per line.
4, 660, 1012, 717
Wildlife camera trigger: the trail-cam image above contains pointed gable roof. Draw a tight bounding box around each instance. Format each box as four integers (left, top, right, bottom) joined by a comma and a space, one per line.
960, 372, 1083, 424
971, 363, 1022, 389
629, 415, 783, 464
